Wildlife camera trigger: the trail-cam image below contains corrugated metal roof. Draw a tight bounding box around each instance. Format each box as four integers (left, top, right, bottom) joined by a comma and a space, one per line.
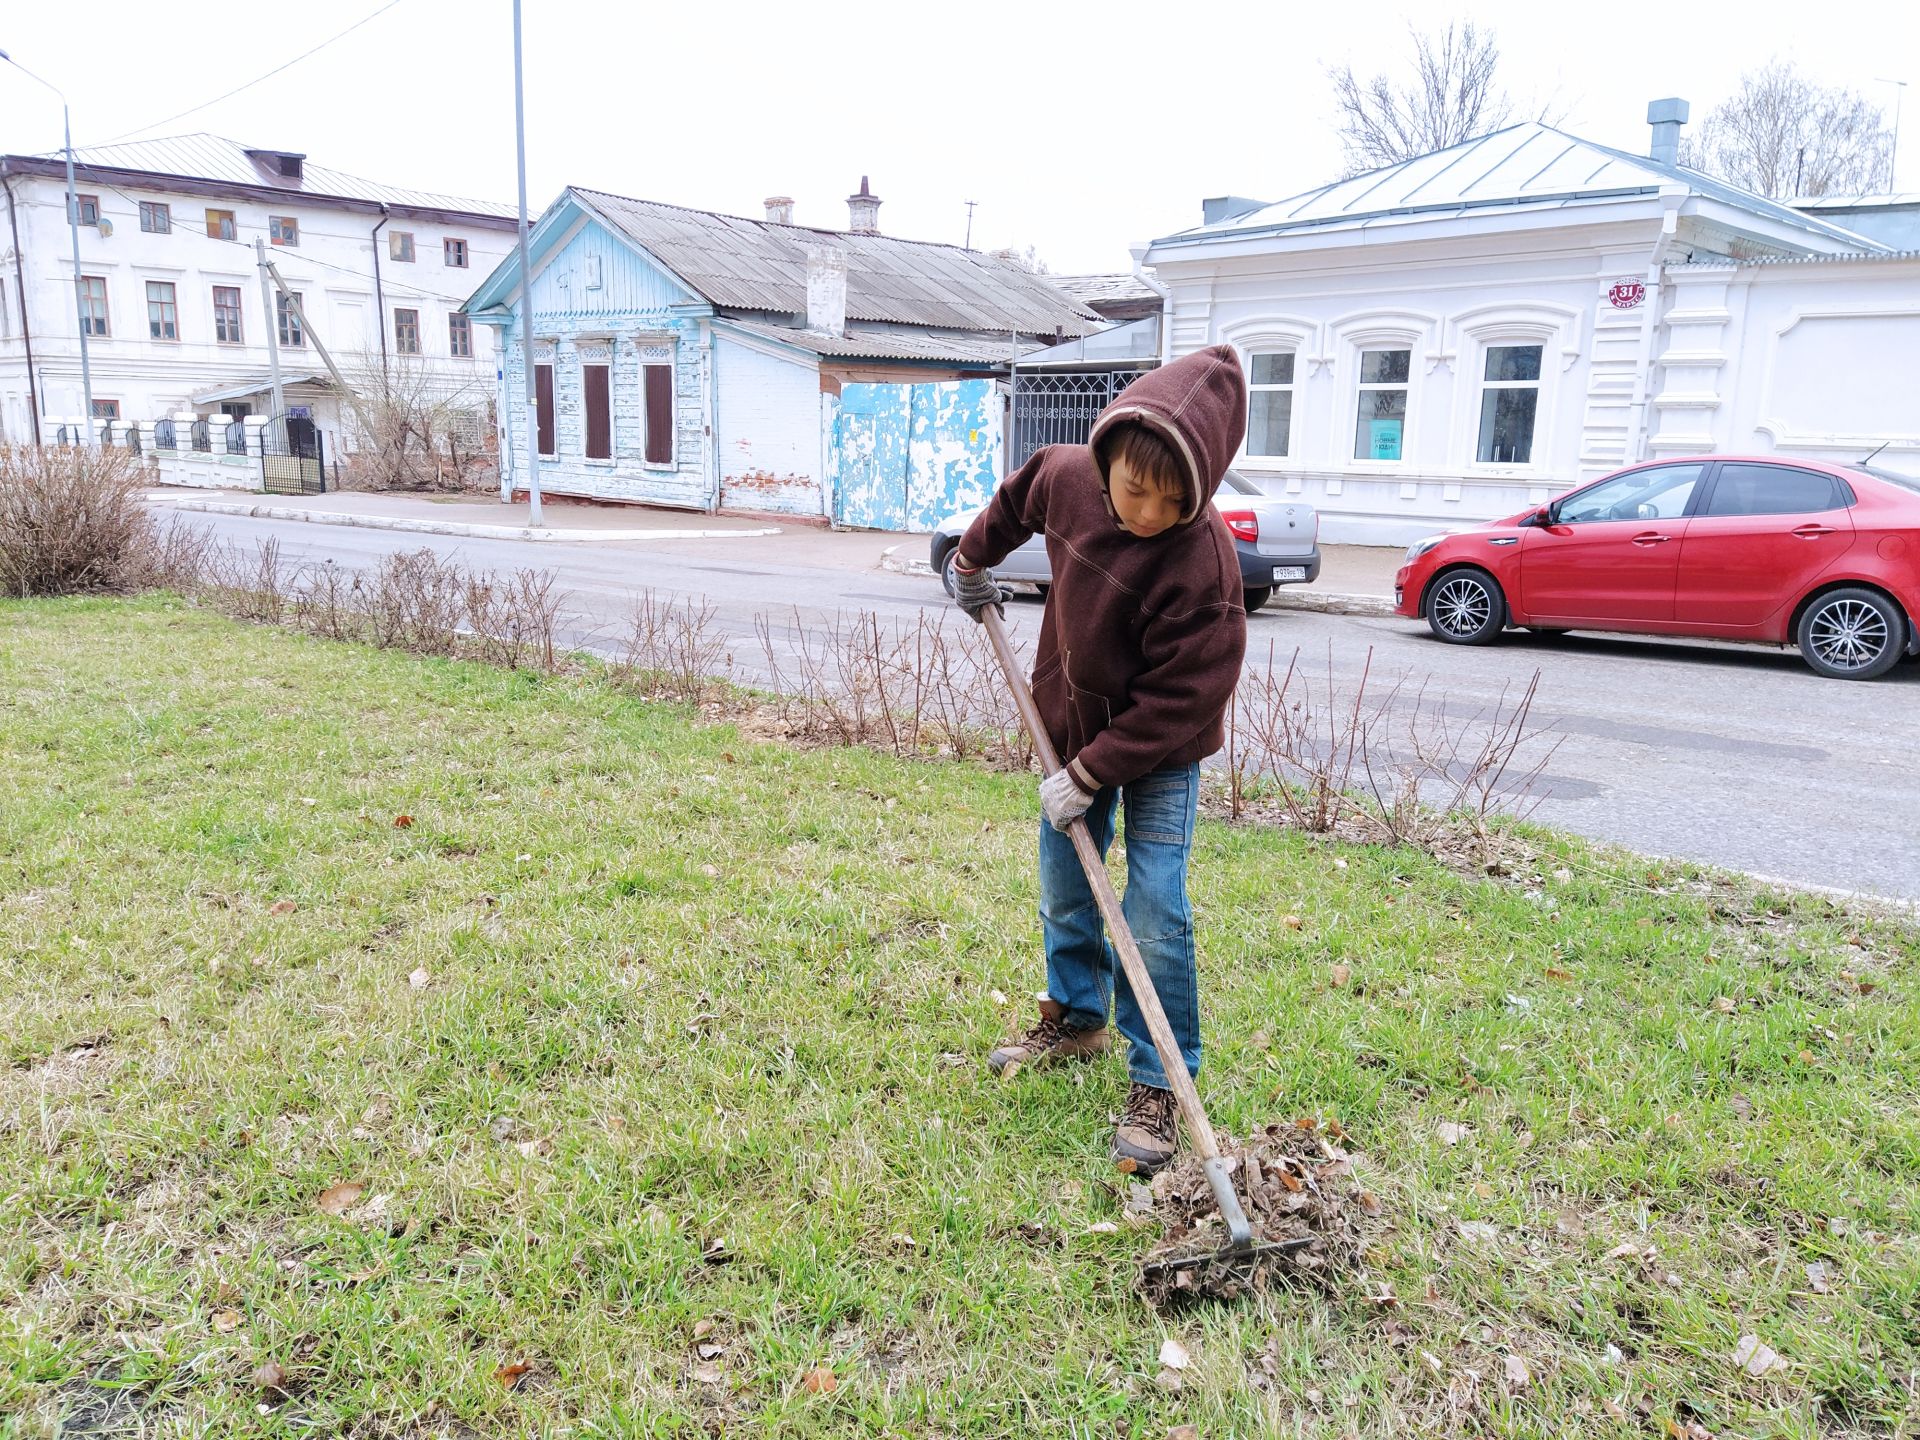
1160, 123, 1884, 252
720, 317, 1035, 364
1792, 192, 1920, 209
47, 133, 516, 219
575, 187, 1096, 336
1050, 273, 1160, 307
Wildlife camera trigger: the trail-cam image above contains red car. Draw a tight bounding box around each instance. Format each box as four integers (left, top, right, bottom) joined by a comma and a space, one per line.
1395, 456, 1920, 680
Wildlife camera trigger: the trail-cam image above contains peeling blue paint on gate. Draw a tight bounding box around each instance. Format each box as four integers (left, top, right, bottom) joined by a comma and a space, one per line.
831, 379, 1002, 531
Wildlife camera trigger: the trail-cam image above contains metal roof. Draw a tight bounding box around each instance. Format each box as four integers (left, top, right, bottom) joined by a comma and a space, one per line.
1049, 273, 1160, 307
1157, 123, 1885, 253
190, 373, 330, 405
1791, 192, 1920, 209
574, 187, 1096, 336
41, 133, 517, 220
719, 318, 1036, 364
1669, 248, 1920, 268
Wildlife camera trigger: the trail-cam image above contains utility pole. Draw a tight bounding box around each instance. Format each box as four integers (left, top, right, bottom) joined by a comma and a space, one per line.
964, 199, 977, 251
0, 50, 94, 443
1877, 78, 1908, 192
511, 0, 543, 525
256, 240, 287, 442
258, 252, 375, 436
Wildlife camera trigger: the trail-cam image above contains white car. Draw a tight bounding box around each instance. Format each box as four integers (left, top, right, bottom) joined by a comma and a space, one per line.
929, 469, 1320, 612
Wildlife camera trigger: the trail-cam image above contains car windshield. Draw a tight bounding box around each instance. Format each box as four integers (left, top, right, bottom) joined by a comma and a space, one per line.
1856, 464, 1920, 494
1220, 469, 1258, 496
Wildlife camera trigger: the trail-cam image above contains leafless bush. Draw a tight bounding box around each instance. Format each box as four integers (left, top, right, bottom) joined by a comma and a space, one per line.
466, 569, 562, 671
0, 444, 158, 597
1228, 640, 1558, 850
753, 608, 1034, 769
202, 536, 290, 624
135, 515, 218, 594
613, 590, 732, 705
290, 560, 363, 644
334, 355, 497, 493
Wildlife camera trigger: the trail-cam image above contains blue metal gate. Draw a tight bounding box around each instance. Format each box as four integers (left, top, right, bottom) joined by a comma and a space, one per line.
830, 379, 1001, 532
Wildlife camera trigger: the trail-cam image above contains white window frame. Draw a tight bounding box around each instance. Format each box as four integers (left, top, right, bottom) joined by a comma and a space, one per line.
1472, 341, 1546, 467
1330, 311, 1435, 474
1220, 318, 1318, 475
145, 280, 180, 342
1351, 345, 1414, 465
1246, 350, 1299, 460
1444, 304, 1581, 477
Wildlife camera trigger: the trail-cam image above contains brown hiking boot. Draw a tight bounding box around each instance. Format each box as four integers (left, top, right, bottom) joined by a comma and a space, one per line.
988, 996, 1108, 1076
1112, 1082, 1180, 1175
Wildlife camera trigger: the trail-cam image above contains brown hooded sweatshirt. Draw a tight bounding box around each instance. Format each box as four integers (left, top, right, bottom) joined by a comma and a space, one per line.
958, 344, 1249, 792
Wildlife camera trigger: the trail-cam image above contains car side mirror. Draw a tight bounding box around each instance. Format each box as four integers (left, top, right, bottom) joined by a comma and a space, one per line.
1522, 505, 1552, 528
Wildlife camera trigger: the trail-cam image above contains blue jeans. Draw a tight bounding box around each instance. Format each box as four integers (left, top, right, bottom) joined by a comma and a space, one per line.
1039, 762, 1200, 1089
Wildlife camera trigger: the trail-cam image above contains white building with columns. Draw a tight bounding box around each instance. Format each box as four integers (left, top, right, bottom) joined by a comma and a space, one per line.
1143, 103, 1918, 545
0, 133, 516, 448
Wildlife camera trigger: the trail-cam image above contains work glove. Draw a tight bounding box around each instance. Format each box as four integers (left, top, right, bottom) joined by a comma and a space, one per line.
950, 560, 1008, 623
1040, 768, 1096, 832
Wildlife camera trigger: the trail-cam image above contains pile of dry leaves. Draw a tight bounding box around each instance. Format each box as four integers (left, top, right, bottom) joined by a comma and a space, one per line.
1138, 1119, 1374, 1308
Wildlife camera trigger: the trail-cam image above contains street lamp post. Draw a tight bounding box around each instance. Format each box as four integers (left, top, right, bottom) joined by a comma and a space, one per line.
1876, 79, 1908, 194
510, 0, 542, 527
0, 48, 97, 444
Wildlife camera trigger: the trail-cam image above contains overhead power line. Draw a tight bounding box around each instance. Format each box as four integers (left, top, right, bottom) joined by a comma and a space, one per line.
94, 0, 407, 146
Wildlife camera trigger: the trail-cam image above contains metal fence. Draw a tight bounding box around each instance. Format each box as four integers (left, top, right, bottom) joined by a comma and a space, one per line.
1009, 368, 1154, 466
260, 417, 326, 495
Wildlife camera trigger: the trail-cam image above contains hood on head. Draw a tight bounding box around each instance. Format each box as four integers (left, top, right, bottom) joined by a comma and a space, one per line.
1087, 344, 1247, 525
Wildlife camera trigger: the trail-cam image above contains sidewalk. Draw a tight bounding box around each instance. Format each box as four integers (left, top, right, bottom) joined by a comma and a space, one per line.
144, 486, 782, 543
878, 536, 1402, 615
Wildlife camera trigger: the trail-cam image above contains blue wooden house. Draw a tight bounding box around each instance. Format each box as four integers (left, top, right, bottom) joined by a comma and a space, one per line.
462, 181, 1096, 529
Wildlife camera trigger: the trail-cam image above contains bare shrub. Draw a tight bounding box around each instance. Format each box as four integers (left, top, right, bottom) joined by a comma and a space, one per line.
0, 444, 157, 597
334, 356, 497, 493
202, 537, 290, 624
467, 569, 563, 672
1229, 641, 1558, 852
614, 591, 731, 705
290, 560, 363, 644
135, 516, 218, 594
753, 608, 1034, 769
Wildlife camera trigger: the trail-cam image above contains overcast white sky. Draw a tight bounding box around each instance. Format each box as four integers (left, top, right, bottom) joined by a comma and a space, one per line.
3, 0, 1915, 274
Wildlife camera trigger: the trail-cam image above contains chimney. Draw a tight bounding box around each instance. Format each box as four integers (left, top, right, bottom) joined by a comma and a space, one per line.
1647, 98, 1690, 167
1202, 195, 1269, 226
764, 195, 794, 225
805, 244, 848, 335
846, 175, 882, 235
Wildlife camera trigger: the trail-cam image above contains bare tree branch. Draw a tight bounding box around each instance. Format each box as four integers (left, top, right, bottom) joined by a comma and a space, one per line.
1328, 23, 1518, 175
1678, 61, 1892, 198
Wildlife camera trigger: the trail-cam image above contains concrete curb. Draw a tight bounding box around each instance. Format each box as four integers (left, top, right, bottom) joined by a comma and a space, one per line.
1266, 589, 1397, 617
148, 495, 780, 543
878, 542, 936, 578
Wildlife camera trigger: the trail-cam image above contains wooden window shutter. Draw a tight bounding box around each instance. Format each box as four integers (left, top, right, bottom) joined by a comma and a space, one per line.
535, 363, 556, 456
642, 364, 673, 465
583, 364, 612, 460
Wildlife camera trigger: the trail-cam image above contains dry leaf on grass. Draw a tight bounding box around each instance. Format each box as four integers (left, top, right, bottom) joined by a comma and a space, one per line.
1329, 963, 1351, 987
269, 900, 298, 916
1282, 913, 1304, 930
1712, 996, 1737, 1013
692, 1318, 716, 1340
407, 966, 431, 989
1504, 1354, 1531, 1389
393, 814, 414, 828
693, 1361, 725, 1386
494, 1361, 533, 1389
1167, 1427, 1200, 1440
1155, 1367, 1184, 1392
1159, 1338, 1192, 1371
1457, 1221, 1499, 1245
1544, 965, 1573, 980
1732, 1335, 1787, 1377
212, 1308, 243, 1333
515, 1137, 554, 1159
1605, 1241, 1642, 1260
801, 1366, 838, 1394
695, 1343, 724, 1361
1436, 1122, 1470, 1146
316, 1181, 365, 1215
253, 1360, 288, 1392
1806, 1261, 1831, 1293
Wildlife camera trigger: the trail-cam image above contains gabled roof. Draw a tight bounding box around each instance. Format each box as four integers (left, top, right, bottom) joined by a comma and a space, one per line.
13, 132, 516, 221
559, 187, 1096, 337
1049, 273, 1160, 308
718, 318, 1036, 365
1156, 123, 1886, 253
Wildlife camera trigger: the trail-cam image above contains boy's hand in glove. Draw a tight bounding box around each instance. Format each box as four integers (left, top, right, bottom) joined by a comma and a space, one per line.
1040, 768, 1096, 831
950, 559, 1008, 622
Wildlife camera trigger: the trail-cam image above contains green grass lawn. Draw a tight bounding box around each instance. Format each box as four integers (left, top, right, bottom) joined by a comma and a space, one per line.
2, 597, 1916, 1439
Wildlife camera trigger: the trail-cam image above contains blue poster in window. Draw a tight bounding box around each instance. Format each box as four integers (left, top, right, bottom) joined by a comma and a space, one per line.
1369, 418, 1403, 460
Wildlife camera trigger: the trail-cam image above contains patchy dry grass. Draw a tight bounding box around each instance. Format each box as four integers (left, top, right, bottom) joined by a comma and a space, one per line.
2, 597, 1916, 1439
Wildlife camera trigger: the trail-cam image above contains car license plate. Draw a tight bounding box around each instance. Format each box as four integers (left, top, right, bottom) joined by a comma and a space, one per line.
1272, 565, 1307, 582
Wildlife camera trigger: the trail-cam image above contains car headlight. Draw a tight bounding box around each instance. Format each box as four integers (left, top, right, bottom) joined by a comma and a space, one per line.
1404, 535, 1446, 563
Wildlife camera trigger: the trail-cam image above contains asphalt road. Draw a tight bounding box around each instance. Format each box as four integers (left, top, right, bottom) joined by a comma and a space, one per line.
165, 508, 1920, 903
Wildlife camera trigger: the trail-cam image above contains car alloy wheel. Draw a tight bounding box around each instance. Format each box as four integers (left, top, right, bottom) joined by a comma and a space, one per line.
1798, 588, 1904, 680
1427, 570, 1504, 645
